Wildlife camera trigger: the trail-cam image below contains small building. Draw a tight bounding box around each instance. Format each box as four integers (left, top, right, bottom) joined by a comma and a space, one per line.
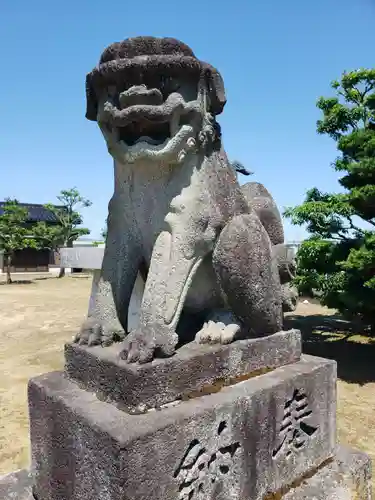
0, 202, 63, 273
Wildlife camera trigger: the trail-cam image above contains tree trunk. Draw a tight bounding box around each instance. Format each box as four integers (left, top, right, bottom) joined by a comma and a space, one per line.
58, 240, 70, 278
6, 254, 12, 284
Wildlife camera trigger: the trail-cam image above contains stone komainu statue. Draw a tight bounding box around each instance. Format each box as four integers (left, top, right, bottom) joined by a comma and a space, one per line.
76, 36, 297, 363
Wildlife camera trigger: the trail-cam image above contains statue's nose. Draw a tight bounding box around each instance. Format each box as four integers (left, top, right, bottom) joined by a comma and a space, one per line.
119, 85, 163, 108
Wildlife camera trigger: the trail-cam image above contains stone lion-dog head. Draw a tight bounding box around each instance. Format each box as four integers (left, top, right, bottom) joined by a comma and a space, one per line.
85, 36, 226, 164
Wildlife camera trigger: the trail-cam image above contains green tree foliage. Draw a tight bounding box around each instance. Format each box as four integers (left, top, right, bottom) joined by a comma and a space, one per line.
44, 188, 92, 247
284, 68, 375, 330
0, 199, 37, 284
34, 188, 92, 278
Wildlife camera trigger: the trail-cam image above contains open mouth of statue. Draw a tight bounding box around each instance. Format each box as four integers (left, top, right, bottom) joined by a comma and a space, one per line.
118, 120, 172, 146
100, 93, 200, 149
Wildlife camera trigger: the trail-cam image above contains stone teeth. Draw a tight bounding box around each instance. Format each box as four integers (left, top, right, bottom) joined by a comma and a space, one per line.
178, 150, 186, 163
187, 137, 196, 148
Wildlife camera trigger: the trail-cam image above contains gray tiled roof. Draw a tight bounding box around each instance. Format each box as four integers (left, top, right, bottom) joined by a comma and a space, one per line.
0, 202, 64, 223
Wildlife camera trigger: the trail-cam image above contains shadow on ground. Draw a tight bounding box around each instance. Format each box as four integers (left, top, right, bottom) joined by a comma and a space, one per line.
0, 280, 34, 285
285, 314, 375, 385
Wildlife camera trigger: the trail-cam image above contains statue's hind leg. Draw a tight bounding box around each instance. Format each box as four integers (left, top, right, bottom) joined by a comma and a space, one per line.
211, 212, 283, 340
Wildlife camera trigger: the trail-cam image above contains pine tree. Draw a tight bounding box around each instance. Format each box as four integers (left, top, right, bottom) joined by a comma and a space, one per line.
284, 69, 375, 331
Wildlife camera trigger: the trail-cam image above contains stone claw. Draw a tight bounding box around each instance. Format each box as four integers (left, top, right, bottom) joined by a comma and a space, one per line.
120, 323, 178, 364
74, 317, 126, 347
195, 318, 241, 345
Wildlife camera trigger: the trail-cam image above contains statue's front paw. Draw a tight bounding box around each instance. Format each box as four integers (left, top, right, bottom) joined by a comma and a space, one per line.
120, 324, 178, 364
74, 317, 126, 347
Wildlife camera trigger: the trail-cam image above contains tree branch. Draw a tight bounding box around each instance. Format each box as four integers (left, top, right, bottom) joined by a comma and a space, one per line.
346, 217, 366, 235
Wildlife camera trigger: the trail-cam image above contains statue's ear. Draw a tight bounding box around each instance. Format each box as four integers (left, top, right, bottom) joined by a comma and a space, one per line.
85, 74, 98, 121
203, 65, 226, 115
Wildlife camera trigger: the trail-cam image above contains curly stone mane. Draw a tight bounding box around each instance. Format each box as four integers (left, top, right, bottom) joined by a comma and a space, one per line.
85, 36, 227, 123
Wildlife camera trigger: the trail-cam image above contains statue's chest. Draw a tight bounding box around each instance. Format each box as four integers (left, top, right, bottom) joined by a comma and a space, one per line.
121, 159, 221, 260
165, 165, 212, 231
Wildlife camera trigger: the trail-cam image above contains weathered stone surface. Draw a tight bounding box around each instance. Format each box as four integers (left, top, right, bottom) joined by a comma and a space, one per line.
60, 247, 146, 332
1, 446, 372, 499
281, 446, 372, 499
212, 212, 283, 337
0, 469, 33, 500
30, 355, 336, 500
88, 269, 145, 333
76, 36, 292, 363
281, 284, 299, 313
65, 329, 301, 412
241, 181, 284, 246
272, 243, 297, 285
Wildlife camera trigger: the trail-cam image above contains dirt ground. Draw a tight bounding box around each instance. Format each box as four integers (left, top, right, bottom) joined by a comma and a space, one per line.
0, 275, 92, 473
0, 275, 374, 488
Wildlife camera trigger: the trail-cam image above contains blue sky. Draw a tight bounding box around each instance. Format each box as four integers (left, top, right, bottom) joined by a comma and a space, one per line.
1, 0, 374, 241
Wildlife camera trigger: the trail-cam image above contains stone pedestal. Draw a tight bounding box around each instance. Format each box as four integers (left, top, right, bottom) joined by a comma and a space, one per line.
64, 329, 301, 412
29, 354, 336, 500
1, 446, 371, 500
0, 330, 372, 499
